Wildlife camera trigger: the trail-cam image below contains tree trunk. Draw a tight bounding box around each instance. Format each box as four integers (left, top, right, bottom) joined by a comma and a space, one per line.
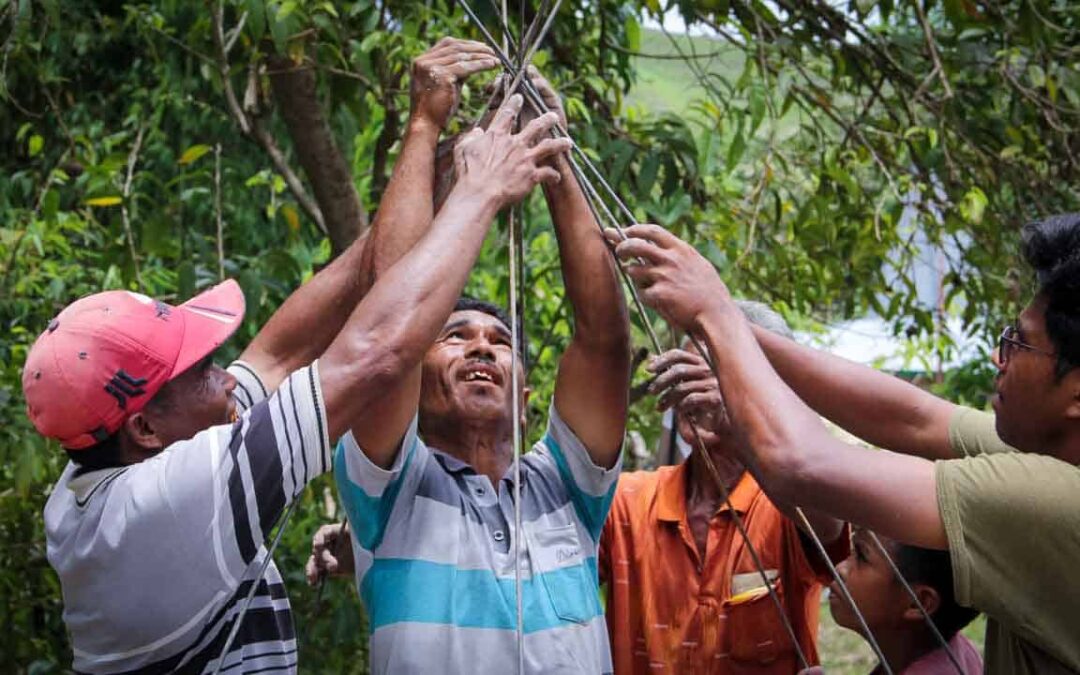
266, 56, 367, 254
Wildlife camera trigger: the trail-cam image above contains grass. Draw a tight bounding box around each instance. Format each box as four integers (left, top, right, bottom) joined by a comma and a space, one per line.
817, 599, 987, 673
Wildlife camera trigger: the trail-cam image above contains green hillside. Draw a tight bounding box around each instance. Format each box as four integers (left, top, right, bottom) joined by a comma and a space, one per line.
625, 28, 743, 115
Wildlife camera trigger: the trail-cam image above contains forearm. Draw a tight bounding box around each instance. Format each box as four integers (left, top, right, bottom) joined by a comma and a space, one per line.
360, 118, 440, 282
545, 156, 629, 348
546, 155, 630, 463
239, 232, 368, 390
319, 186, 501, 441
694, 302, 826, 492
694, 304, 945, 548
751, 325, 957, 460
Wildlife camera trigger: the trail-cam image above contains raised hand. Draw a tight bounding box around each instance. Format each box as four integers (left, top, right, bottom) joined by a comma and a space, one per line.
605, 224, 730, 332
410, 37, 500, 132
649, 348, 728, 448
304, 522, 354, 585
453, 93, 570, 209
483, 66, 568, 131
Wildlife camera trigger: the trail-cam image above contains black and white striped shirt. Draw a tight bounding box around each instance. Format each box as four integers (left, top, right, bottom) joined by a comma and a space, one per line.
44, 361, 331, 674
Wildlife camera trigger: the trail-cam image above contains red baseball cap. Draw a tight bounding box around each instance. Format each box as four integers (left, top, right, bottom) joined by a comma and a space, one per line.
23, 280, 246, 450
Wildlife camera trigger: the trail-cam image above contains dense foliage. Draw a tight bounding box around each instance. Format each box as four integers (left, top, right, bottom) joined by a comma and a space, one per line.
2, 0, 1075, 671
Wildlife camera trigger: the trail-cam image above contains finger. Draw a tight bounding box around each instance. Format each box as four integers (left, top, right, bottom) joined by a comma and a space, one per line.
613, 237, 668, 265
518, 111, 561, 145
648, 349, 705, 374
535, 166, 562, 185
320, 549, 339, 573
305, 557, 319, 586
650, 363, 715, 394
622, 262, 657, 289
621, 223, 681, 249
491, 93, 523, 134
528, 135, 571, 161
660, 387, 722, 414
603, 227, 628, 247
444, 57, 501, 78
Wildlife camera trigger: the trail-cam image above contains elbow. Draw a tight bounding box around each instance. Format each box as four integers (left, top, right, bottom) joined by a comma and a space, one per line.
342, 333, 413, 391
750, 433, 814, 506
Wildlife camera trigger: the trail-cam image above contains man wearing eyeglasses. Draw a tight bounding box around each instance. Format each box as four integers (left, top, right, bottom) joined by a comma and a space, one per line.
605, 213, 1080, 674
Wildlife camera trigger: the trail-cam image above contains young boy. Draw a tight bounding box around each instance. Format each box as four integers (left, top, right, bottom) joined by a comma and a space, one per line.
828, 527, 983, 674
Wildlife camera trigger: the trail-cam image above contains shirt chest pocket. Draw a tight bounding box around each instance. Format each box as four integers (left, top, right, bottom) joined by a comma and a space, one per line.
723, 576, 789, 664
530, 524, 595, 624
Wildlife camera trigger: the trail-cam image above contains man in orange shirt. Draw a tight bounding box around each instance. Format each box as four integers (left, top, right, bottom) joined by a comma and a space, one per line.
599, 302, 848, 674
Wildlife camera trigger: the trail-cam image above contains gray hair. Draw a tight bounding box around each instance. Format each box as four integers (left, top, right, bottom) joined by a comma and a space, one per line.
736, 300, 794, 340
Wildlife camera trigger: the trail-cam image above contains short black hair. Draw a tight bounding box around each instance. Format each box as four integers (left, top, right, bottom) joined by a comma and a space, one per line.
1021, 213, 1080, 378
65, 432, 124, 472
453, 296, 529, 370
892, 542, 979, 639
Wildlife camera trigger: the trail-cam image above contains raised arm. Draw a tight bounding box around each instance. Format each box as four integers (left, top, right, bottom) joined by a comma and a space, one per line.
321, 98, 569, 462
611, 225, 947, 550
237, 224, 368, 393
533, 71, 630, 467
751, 326, 958, 461
236, 40, 497, 393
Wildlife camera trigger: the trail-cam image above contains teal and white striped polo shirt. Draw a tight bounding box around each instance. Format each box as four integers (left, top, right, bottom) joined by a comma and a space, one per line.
335, 405, 620, 674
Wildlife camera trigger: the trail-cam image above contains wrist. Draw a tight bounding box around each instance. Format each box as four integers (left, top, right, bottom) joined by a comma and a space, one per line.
442, 180, 502, 222
406, 115, 442, 140
691, 294, 738, 337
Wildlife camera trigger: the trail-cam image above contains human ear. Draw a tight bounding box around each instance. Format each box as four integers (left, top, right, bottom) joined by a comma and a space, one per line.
902, 583, 940, 623
1063, 370, 1080, 421
123, 411, 165, 453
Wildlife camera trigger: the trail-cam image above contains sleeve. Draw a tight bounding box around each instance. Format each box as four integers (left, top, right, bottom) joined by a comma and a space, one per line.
228, 360, 270, 412
935, 451, 1080, 642
146, 361, 332, 578
948, 406, 1018, 457
534, 404, 623, 543
334, 415, 426, 552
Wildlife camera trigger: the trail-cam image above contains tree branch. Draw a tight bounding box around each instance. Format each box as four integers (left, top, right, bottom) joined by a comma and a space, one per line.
265, 54, 367, 253
210, 3, 329, 240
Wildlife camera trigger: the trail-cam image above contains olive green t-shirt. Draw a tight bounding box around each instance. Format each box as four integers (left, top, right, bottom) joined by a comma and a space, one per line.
937, 407, 1080, 674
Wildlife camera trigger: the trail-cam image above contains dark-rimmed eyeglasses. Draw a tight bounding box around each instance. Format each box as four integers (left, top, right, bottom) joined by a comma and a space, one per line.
998, 324, 1055, 366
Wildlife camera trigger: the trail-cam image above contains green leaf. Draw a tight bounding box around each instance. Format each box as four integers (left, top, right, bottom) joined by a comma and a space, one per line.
27, 134, 43, 158
625, 15, 641, 53
85, 196, 123, 207
247, 0, 266, 43
178, 144, 212, 166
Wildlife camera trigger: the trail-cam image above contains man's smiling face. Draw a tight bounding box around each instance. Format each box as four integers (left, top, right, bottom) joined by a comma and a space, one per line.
419, 309, 527, 428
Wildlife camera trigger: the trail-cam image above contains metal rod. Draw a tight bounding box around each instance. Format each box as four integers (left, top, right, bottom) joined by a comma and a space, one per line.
795, 507, 894, 674
867, 531, 966, 675
211, 499, 298, 675
458, 3, 907, 670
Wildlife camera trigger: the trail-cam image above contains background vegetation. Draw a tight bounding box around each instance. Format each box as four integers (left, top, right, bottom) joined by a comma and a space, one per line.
3, 0, 1078, 671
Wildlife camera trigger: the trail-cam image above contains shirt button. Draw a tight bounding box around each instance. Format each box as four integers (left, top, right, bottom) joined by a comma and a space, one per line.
475, 487, 485, 495
493, 530, 505, 542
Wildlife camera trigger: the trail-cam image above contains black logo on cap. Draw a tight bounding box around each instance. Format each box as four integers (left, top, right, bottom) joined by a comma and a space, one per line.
104, 370, 148, 409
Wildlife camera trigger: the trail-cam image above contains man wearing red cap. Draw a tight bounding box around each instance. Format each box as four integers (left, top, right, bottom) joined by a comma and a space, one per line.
24, 38, 563, 673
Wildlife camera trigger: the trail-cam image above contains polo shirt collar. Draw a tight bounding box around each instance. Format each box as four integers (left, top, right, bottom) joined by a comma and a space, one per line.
430, 448, 473, 474
655, 461, 758, 523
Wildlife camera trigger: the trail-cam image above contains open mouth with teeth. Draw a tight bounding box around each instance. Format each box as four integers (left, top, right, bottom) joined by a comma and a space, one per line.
457, 362, 502, 388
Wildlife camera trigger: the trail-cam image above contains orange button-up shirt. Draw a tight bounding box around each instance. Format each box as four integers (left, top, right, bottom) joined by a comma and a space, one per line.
599, 465, 849, 675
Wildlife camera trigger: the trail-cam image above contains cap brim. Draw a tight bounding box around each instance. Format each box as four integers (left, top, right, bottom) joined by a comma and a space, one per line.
171, 279, 246, 378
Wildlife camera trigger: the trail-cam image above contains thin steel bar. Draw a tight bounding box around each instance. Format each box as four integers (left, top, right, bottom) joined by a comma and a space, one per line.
211, 499, 298, 675
867, 531, 966, 674
457, 4, 898, 670
505, 0, 562, 96
795, 508, 894, 674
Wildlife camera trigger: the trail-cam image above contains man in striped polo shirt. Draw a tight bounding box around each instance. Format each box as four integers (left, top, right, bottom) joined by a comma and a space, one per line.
330, 69, 630, 674
25, 44, 563, 672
